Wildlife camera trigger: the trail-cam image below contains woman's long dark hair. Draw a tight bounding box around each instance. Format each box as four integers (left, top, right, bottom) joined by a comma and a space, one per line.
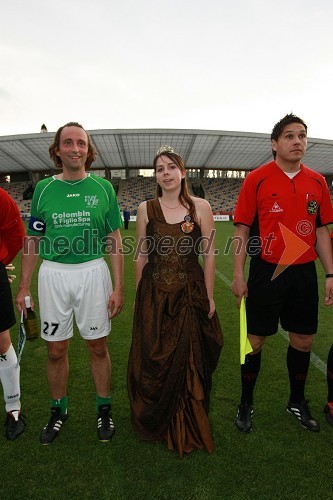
153, 151, 197, 222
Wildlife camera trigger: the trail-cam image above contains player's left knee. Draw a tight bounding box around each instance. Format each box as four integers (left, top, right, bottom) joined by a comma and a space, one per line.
289, 333, 313, 352
87, 338, 108, 358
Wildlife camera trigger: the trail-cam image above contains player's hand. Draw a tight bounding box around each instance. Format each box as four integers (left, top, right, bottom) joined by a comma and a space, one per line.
208, 298, 215, 319
15, 289, 33, 316
108, 289, 124, 318
324, 277, 333, 306
5, 263, 16, 284
231, 276, 248, 307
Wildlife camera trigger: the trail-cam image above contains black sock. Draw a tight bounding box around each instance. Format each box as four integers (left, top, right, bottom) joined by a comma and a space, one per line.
287, 345, 310, 403
240, 351, 262, 405
327, 344, 333, 402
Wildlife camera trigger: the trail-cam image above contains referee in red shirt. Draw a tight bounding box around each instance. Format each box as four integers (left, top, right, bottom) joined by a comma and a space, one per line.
232, 113, 333, 433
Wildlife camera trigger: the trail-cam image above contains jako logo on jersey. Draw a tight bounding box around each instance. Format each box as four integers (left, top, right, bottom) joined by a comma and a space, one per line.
28, 217, 46, 232
90, 326, 98, 331
67, 193, 80, 197
270, 202, 283, 213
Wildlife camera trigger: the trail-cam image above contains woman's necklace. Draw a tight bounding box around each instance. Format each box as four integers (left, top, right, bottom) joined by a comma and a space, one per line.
159, 198, 180, 209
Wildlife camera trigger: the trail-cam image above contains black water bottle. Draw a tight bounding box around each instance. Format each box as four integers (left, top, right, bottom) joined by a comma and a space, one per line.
24, 296, 39, 340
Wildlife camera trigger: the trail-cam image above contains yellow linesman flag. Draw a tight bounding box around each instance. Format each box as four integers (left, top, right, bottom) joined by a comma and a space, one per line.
240, 296, 253, 364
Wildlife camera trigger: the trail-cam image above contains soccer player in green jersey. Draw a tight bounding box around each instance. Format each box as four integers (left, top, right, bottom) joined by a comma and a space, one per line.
16, 122, 124, 444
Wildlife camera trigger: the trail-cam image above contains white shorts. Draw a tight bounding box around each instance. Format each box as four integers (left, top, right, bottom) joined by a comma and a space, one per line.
38, 258, 112, 341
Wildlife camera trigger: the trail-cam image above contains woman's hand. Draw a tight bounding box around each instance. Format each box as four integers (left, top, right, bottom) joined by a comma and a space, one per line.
208, 298, 216, 319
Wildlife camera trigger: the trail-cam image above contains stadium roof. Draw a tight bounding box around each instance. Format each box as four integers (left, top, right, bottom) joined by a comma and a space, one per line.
1, 128, 333, 176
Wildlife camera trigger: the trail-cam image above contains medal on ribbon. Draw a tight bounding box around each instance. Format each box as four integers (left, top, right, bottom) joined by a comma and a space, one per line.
180, 215, 194, 234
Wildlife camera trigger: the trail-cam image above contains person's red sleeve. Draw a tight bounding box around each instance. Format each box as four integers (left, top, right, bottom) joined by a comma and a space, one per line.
0, 189, 25, 265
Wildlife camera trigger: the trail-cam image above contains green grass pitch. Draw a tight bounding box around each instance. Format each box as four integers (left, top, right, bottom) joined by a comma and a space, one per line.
1, 221, 332, 499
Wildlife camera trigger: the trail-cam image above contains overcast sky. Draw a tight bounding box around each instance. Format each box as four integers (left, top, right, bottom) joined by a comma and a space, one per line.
1, 0, 333, 139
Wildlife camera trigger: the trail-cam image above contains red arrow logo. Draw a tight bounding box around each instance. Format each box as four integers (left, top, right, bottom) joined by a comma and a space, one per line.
272, 223, 310, 280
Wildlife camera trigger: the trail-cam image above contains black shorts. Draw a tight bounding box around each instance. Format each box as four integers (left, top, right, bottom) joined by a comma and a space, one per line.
246, 258, 318, 336
0, 262, 16, 333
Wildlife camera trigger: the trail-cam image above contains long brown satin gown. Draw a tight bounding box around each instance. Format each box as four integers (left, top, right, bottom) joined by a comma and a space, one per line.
127, 199, 223, 457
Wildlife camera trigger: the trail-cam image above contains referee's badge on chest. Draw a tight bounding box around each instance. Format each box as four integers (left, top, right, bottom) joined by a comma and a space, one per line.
307, 200, 318, 215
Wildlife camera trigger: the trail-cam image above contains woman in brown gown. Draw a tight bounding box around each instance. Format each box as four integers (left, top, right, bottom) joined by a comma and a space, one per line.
127, 146, 223, 457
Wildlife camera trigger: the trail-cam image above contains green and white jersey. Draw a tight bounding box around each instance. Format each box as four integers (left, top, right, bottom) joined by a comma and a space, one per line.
28, 174, 123, 264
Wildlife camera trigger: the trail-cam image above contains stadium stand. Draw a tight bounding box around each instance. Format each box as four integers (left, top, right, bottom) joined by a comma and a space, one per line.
0, 181, 32, 216
118, 177, 156, 215
201, 177, 243, 214
0, 128, 332, 220
117, 176, 242, 216
109, 177, 120, 194
0, 176, 244, 218
3, 175, 333, 220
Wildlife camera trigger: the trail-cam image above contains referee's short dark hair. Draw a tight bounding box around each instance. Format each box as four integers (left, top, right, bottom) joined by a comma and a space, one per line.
271, 113, 307, 159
